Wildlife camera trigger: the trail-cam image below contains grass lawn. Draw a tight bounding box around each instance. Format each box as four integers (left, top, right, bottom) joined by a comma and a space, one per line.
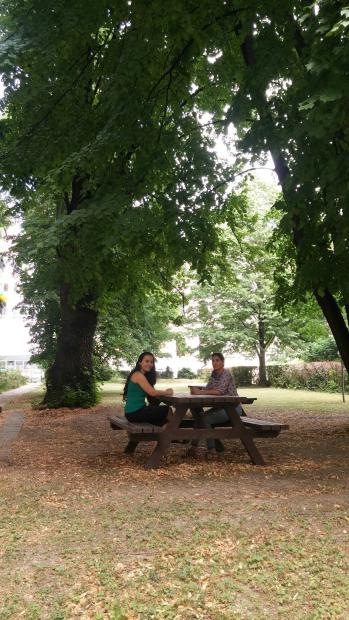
101, 378, 348, 411
0, 384, 349, 619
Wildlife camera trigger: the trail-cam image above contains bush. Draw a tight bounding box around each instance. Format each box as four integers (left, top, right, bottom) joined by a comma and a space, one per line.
267, 362, 347, 393
0, 370, 28, 392
231, 366, 256, 387
177, 367, 197, 379
221, 362, 348, 393
93, 356, 114, 382
44, 381, 101, 408
159, 366, 174, 379
303, 337, 339, 362
196, 368, 211, 382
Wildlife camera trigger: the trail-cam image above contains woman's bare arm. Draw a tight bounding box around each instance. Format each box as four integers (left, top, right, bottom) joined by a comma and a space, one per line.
132, 372, 173, 397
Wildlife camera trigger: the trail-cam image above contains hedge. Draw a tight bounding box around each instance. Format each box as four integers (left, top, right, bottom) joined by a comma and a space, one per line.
230, 362, 348, 393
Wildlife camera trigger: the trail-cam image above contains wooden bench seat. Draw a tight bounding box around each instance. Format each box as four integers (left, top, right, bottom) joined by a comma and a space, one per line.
212, 416, 289, 437
108, 415, 163, 434
108, 413, 289, 437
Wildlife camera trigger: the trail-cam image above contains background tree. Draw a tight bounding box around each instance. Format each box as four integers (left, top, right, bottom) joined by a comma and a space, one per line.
2, 0, 349, 405
186, 180, 328, 384
187, 1, 349, 371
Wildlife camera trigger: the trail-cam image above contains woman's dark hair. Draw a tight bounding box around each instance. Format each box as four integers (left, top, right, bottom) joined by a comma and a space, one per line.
123, 351, 156, 400
212, 352, 224, 362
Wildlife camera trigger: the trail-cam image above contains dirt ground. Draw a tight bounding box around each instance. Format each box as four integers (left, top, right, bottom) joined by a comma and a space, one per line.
3, 401, 349, 537
5, 401, 349, 490
0, 406, 349, 506
1, 400, 349, 619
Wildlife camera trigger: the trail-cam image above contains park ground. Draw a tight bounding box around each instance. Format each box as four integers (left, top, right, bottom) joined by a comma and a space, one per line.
1, 381, 349, 620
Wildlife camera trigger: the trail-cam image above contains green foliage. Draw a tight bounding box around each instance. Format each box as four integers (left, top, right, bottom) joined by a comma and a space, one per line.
232, 366, 255, 387
0, 198, 10, 230
158, 366, 174, 379
186, 179, 320, 382
268, 363, 347, 393
303, 337, 339, 362
44, 380, 100, 409
227, 362, 348, 393
177, 367, 197, 379
189, 0, 349, 369
2, 0, 349, 403
93, 356, 114, 382
0, 370, 27, 391
0, 0, 238, 407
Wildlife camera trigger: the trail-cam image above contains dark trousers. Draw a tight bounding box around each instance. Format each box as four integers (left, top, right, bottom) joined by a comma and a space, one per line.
125, 405, 170, 426
191, 405, 243, 449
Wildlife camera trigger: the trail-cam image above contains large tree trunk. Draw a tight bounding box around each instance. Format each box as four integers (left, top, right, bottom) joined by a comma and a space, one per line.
44, 284, 98, 407
240, 33, 349, 376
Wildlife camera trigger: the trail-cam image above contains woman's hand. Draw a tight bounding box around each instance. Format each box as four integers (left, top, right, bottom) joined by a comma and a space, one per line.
165, 388, 173, 395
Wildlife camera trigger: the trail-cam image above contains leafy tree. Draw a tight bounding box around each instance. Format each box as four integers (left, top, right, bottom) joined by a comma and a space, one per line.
303, 337, 339, 363
187, 181, 308, 384
186, 1, 349, 372
0, 0, 232, 406
3, 0, 349, 406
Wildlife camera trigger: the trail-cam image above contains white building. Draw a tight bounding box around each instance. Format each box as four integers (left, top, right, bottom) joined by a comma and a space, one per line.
0, 227, 43, 382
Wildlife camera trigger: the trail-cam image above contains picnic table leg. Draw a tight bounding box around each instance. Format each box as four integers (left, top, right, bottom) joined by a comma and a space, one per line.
225, 404, 265, 466
240, 435, 265, 465
124, 438, 139, 454
144, 404, 187, 469
144, 435, 172, 469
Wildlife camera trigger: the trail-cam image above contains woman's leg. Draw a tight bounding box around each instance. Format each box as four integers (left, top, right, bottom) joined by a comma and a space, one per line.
200, 408, 229, 450
125, 405, 170, 426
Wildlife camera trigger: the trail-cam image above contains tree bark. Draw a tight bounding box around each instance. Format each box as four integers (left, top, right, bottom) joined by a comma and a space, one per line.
257, 348, 268, 386
314, 289, 349, 373
257, 315, 269, 386
44, 283, 98, 407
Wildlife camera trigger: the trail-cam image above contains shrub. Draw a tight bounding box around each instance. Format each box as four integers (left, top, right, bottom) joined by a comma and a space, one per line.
0, 370, 28, 392
44, 382, 101, 408
93, 356, 114, 382
231, 366, 256, 387
196, 368, 211, 382
267, 362, 347, 393
159, 366, 174, 379
177, 367, 197, 379
303, 337, 339, 362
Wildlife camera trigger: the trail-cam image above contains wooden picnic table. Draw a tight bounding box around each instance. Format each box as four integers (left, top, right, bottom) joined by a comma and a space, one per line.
108, 394, 289, 469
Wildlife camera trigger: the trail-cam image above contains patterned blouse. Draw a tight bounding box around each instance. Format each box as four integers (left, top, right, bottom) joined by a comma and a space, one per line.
206, 368, 238, 396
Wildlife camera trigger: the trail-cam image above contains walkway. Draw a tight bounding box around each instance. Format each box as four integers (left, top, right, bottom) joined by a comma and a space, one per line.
0, 411, 25, 464
0, 384, 38, 463
0, 383, 39, 403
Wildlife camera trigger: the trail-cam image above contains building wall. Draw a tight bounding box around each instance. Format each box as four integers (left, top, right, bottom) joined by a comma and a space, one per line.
0, 228, 43, 382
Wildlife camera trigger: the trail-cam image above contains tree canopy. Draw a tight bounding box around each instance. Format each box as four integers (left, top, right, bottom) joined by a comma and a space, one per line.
1, 0, 349, 405
0, 0, 239, 405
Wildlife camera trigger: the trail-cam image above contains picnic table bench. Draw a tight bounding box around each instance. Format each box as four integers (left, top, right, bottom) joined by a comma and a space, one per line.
108, 394, 289, 469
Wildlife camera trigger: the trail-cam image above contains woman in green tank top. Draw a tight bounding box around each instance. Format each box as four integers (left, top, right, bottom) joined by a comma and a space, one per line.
123, 351, 173, 425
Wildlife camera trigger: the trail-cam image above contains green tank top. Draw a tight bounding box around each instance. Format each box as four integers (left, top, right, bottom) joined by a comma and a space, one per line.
125, 379, 146, 414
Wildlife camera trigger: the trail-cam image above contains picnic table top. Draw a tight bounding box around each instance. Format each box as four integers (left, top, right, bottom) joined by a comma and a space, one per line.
161, 393, 256, 406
